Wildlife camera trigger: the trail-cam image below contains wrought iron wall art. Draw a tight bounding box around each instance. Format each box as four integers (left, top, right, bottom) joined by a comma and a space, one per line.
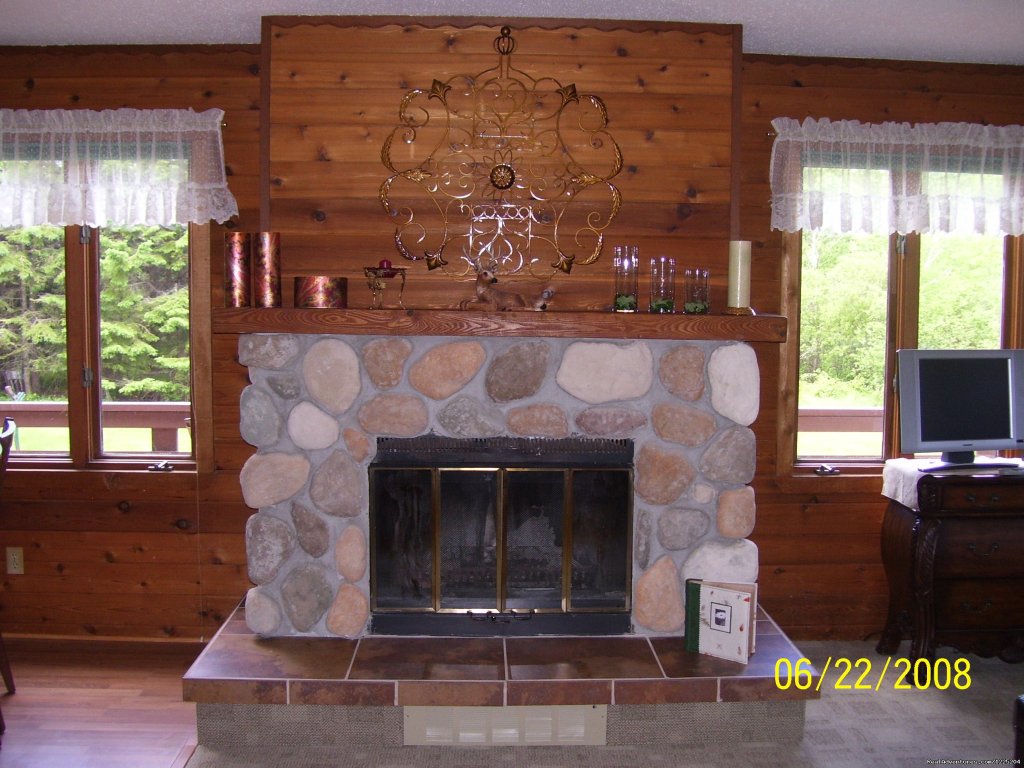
379, 26, 623, 279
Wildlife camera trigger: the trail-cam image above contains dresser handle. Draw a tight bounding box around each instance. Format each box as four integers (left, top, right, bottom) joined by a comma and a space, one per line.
966, 542, 999, 556
965, 493, 976, 502
990, 494, 1001, 503
959, 600, 993, 614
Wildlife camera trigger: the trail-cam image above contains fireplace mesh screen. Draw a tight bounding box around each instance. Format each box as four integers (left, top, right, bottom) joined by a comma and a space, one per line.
369, 437, 632, 632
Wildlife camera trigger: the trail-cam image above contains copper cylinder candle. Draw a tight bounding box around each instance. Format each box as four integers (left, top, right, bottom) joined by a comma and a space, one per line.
253, 232, 281, 308
224, 232, 251, 307
294, 276, 348, 308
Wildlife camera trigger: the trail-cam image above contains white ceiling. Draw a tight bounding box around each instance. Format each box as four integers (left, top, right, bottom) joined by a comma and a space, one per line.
2, 0, 1023, 66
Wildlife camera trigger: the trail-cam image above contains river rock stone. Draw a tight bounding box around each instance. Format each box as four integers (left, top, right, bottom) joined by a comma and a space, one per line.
633, 555, 685, 632
657, 507, 710, 551
291, 502, 329, 558
486, 342, 549, 402
239, 452, 310, 509
652, 402, 717, 446
437, 395, 505, 438
679, 538, 759, 588
635, 443, 695, 505
506, 404, 569, 437
244, 587, 282, 636
409, 341, 486, 400
699, 426, 756, 484
634, 508, 652, 571
266, 372, 302, 401
335, 525, 367, 582
556, 341, 653, 404
357, 393, 429, 436
246, 512, 297, 584
287, 400, 339, 451
363, 338, 412, 390
280, 564, 333, 632
310, 450, 364, 518
709, 344, 760, 426
691, 482, 716, 505
240, 385, 282, 447
575, 406, 648, 436
326, 583, 369, 638
717, 486, 756, 538
303, 338, 361, 414
659, 345, 706, 401
239, 334, 300, 369
343, 427, 370, 462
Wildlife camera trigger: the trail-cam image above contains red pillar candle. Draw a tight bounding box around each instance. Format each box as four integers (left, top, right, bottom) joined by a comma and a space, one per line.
253, 232, 281, 308
224, 232, 251, 307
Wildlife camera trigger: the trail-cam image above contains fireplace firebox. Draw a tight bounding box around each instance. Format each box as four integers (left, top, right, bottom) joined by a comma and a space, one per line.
369, 436, 633, 636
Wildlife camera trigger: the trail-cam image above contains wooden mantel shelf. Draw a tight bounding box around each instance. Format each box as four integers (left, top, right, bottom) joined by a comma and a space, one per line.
212, 308, 787, 343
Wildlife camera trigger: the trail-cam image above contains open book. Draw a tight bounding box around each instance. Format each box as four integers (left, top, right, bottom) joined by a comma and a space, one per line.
684, 579, 757, 664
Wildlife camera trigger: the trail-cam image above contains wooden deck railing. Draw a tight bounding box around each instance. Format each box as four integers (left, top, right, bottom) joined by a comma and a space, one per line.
3, 401, 878, 453
798, 407, 884, 433
2, 401, 190, 452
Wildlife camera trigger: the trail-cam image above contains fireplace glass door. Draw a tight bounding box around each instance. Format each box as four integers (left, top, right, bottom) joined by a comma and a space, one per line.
369, 437, 633, 634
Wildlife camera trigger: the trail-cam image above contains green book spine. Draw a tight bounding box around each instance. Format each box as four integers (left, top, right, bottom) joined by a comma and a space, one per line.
684, 579, 702, 652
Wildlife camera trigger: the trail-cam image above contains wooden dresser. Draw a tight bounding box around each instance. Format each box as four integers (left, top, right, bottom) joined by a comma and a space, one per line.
877, 462, 1024, 662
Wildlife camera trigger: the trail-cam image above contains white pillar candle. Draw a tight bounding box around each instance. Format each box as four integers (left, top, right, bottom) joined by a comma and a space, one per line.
727, 240, 751, 308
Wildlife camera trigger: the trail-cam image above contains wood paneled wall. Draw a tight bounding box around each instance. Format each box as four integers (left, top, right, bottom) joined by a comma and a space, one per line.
0, 45, 261, 639
2, 25, 1023, 642
742, 56, 1024, 639
259, 17, 741, 313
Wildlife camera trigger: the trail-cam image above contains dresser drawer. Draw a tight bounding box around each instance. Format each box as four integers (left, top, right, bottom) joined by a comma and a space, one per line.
933, 518, 1024, 577
921, 482, 1024, 512
934, 580, 1024, 630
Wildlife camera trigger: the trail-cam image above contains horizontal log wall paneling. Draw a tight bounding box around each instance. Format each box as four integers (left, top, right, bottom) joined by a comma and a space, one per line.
742, 55, 1024, 640
264, 18, 740, 312
0, 45, 260, 639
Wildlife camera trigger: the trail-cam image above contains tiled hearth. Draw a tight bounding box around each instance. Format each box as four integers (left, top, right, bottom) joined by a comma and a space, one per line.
184, 603, 819, 708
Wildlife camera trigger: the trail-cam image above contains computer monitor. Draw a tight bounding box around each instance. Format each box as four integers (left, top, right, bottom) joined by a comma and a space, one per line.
897, 348, 1024, 469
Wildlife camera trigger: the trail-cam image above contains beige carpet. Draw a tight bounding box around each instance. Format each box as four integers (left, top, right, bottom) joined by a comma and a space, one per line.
185, 639, 1023, 767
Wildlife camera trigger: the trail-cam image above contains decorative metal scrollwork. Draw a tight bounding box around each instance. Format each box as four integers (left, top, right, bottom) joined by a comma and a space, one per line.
379, 25, 622, 278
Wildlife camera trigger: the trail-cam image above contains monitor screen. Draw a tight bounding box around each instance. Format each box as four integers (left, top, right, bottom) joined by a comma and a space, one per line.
897, 348, 1024, 466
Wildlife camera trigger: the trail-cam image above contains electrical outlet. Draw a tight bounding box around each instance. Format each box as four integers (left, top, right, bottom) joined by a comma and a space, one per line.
6, 547, 24, 575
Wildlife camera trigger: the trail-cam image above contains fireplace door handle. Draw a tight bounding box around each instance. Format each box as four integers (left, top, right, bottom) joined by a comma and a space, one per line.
467, 609, 536, 623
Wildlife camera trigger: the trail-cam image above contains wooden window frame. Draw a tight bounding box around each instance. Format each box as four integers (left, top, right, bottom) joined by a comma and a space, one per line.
776, 230, 1024, 484
11, 223, 212, 472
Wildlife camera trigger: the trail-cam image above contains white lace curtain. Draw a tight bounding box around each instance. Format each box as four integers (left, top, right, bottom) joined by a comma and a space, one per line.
770, 117, 1024, 236
0, 107, 238, 227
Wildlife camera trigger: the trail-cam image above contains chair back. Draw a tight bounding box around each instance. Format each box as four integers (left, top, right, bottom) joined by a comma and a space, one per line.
0, 417, 14, 494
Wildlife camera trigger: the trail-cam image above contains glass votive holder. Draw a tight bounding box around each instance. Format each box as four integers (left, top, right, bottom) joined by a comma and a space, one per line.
649, 256, 676, 313
613, 245, 639, 312
683, 268, 710, 314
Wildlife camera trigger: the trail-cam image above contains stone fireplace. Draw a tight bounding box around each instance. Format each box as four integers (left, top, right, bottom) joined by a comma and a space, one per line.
237, 332, 761, 639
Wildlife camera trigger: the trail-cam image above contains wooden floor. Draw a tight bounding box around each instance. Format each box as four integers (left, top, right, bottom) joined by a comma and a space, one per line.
0, 636, 201, 768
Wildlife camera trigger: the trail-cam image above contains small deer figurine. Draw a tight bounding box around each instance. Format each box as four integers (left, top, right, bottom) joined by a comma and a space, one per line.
459, 263, 554, 311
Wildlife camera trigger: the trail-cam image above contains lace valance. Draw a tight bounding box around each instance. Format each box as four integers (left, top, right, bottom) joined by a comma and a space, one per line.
0, 108, 238, 227
770, 117, 1024, 236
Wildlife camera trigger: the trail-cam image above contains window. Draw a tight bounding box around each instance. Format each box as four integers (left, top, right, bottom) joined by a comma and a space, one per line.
770, 118, 1024, 471
0, 107, 236, 467
0, 224, 195, 462
795, 227, 1007, 462
797, 228, 890, 459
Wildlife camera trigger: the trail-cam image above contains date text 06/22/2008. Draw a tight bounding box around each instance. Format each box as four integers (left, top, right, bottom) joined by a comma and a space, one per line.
774, 656, 972, 692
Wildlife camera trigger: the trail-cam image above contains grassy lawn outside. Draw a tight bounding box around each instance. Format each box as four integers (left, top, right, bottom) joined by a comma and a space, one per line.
797, 431, 883, 459
11, 426, 192, 453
